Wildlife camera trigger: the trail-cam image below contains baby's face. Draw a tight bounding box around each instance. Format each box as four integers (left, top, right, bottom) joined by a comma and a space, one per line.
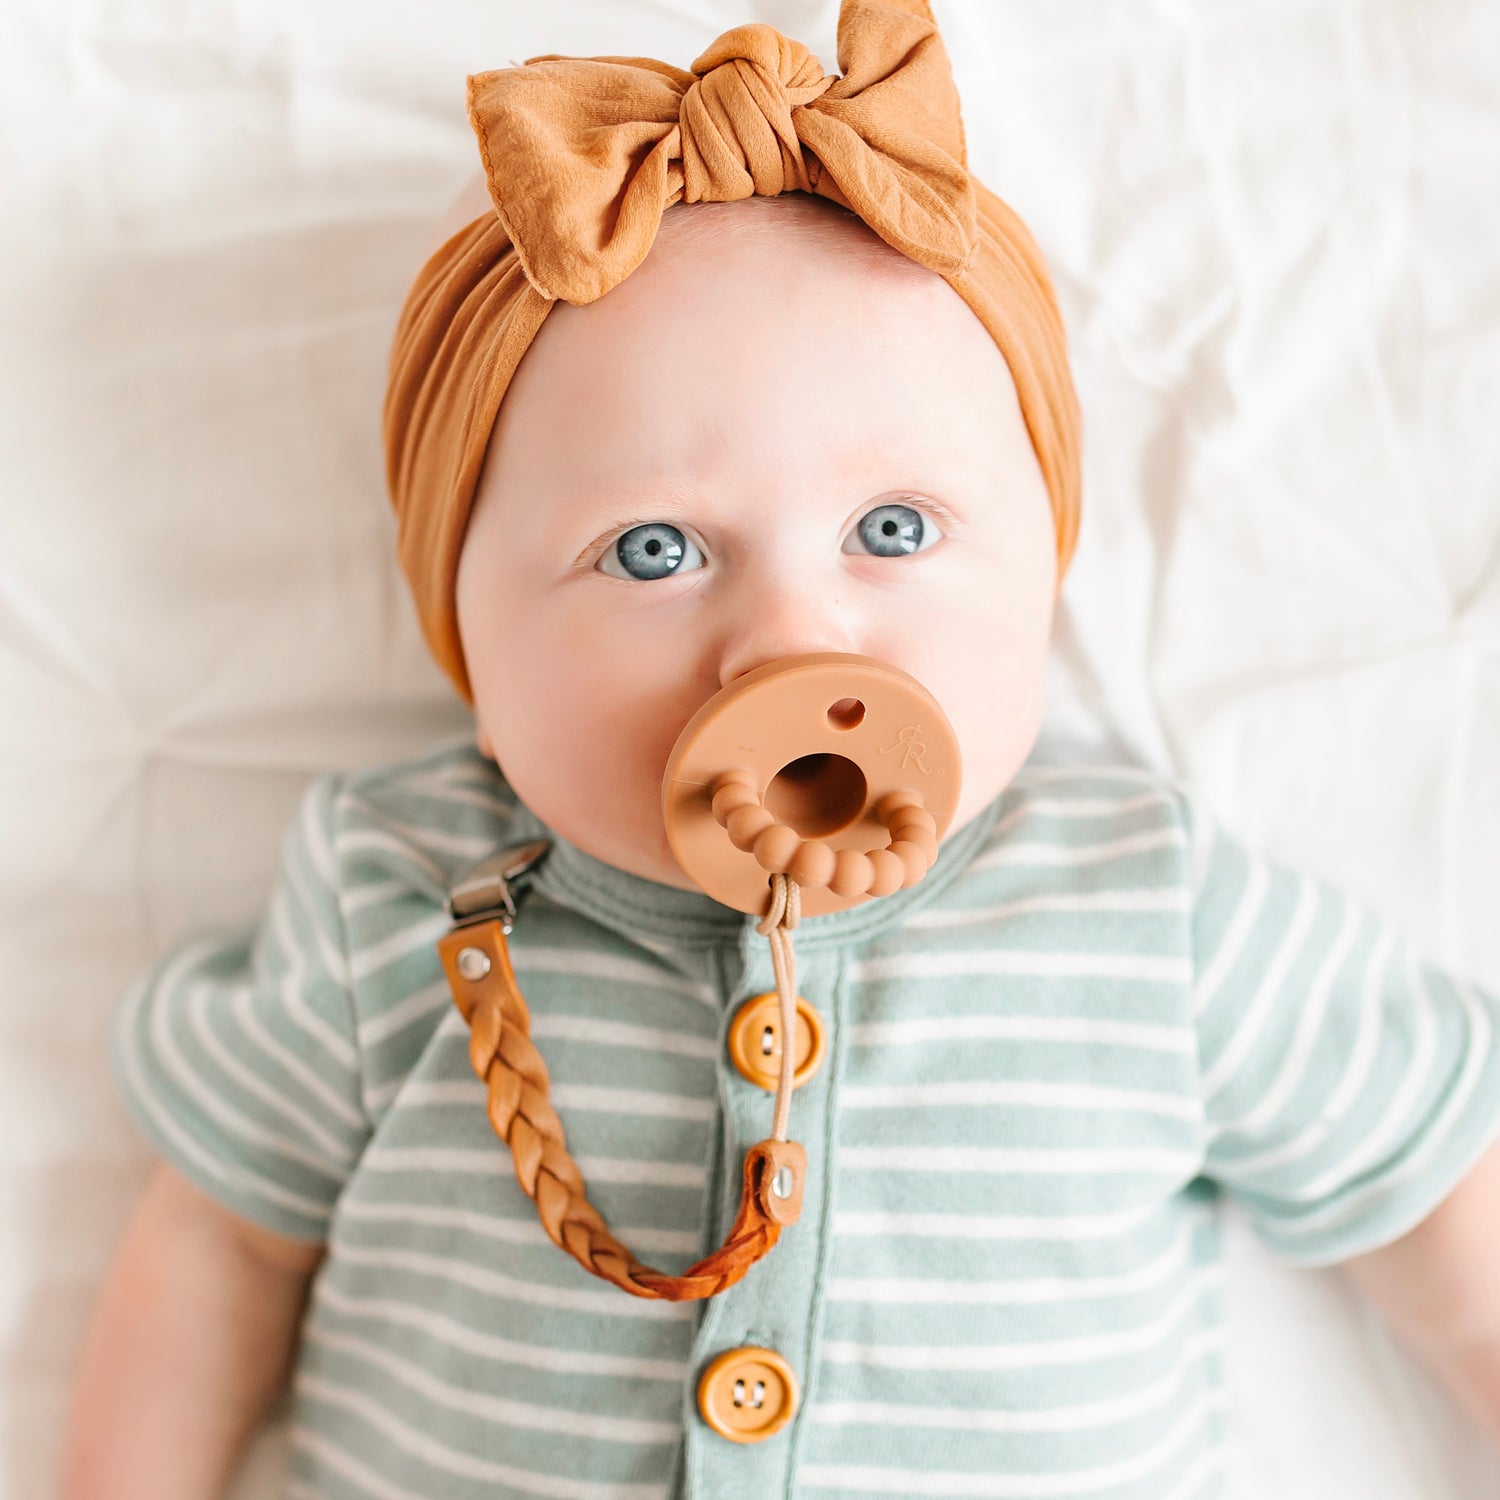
455, 194, 1057, 893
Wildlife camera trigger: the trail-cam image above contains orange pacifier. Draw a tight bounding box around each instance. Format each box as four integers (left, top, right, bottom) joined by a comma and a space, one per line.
662, 651, 963, 918
439, 652, 961, 1303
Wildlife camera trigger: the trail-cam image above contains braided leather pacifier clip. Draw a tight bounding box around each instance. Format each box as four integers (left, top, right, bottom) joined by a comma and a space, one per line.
439, 652, 962, 1300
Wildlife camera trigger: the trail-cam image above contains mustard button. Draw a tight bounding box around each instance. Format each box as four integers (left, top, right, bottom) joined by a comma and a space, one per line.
727, 992, 827, 1092
697, 1346, 799, 1443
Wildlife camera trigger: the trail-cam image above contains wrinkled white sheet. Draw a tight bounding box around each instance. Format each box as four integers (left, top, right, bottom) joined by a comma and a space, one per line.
1, 0, 1496, 1495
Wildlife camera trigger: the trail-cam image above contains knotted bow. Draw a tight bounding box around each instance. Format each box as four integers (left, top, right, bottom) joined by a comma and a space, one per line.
467, 4, 978, 305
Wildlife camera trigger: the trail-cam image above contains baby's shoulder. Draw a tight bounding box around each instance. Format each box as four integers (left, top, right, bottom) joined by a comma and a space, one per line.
321, 734, 527, 907
998, 760, 1190, 837
969, 760, 1195, 896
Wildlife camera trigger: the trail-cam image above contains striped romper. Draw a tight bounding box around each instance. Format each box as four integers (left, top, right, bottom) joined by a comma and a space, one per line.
112, 733, 1500, 1498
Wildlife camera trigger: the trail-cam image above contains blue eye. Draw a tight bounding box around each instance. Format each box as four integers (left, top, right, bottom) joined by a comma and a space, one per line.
843, 502, 942, 558
597, 522, 705, 581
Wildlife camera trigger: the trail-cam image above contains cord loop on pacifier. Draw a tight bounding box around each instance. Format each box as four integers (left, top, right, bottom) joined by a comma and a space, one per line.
755, 872, 802, 1144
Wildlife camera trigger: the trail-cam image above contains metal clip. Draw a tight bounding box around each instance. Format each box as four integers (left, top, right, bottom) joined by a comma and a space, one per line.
445, 838, 552, 935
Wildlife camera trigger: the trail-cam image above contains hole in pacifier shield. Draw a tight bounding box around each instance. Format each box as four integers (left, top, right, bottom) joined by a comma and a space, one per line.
765, 754, 867, 839
827, 698, 865, 730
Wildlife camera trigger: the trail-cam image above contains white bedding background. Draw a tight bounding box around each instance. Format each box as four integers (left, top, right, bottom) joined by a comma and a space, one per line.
2, 0, 1497, 1494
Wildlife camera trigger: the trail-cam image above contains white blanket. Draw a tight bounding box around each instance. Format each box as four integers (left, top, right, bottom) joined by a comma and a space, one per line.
2, 1, 1496, 1494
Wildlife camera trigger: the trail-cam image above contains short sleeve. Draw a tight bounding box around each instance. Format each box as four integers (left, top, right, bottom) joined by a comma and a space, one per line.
110, 772, 370, 1243
1180, 787, 1500, 1266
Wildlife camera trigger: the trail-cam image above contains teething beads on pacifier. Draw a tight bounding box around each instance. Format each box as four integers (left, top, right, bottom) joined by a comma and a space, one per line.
710, 769, 939, 898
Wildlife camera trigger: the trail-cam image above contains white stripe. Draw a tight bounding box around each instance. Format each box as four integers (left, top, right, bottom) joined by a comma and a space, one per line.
827, 1219, 1202, 1305
1305, 929, 1393, 1138
398, 1077, 716, 1121
1213, 901, 1363, 1137
848, 1015, 1194, 1053
187, 981, 356, 1168
393, 769, 515, 819
341, 790, 497, 861
267, 878, 359, 1073
833, 1202, 1166, 1241
359, 1144, 705, 1188
820, 1270, 1220, 1370
290, 1432, 426, 1500
1288, 944, 1439, 1202
145, 955, 346, 1185
349, 911, 452, 983
849, 950, 1190, 983
335, 1196, 701, 1256
1192, 859, 1269, 1020
1275, 977, 1496, 1242
983, 796, 1177, 849
1200, 874, 1320, 1101
330, 1243, 691, 1321
298, 786, 349, 996
1000, 791, 1178, 821
361, 1007, 473, 1116
114, 963, 332, 1227
359, 979, 450, 1049
908, 887, 1190, 928
343, 877, 418, 917
839, 1080, 1199, 1118
339, 828, 450, 891
1214, 929, 1395, 1174
973, 827, 1185, 870
232, 983, 367, 1132
1012, 764, 1170, 789
527, 1014, 719, 1058
284, 803, 356, 997
514, 946, 717, 1010
575, 1155, 704, 1187
294, 1379, 667, 1499
837, 1145, 1200, 1177
811, 1327, 1225, 1432
798, 1390, 1227, 1495
315, 1282, 689, 1378
308, 1326, 678, 1444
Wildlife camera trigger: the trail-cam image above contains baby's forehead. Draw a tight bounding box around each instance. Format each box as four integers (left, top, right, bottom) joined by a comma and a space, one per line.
470, 196, 1027, 517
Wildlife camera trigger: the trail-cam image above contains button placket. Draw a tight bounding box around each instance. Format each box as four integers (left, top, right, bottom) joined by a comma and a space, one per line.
685, 936, 832, 1491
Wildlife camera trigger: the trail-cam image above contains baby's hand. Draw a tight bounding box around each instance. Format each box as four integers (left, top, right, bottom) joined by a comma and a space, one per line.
1339, 1137, 1500, 1448
59, 1161, 323, 1500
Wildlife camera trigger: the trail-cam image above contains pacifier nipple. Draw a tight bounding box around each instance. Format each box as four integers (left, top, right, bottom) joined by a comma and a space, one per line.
661, 653, 963, 918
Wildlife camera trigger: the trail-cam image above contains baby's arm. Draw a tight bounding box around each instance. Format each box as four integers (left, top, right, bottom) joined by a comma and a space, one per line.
60, 1159, 325, 1500
1338, 1136, 1500, 1447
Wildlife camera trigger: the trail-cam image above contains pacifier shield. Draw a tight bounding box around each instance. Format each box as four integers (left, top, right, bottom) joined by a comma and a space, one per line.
661, 652, 962, 916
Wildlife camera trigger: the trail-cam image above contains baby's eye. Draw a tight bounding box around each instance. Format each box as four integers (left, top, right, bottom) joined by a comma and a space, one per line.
597, 522, 706, 581
842, 501, 943, 559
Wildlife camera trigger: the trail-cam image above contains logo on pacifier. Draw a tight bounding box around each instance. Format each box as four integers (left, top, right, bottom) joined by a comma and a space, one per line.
880, 723, 935, 775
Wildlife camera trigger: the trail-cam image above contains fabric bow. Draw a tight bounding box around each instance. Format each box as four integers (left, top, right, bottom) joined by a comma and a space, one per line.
466, 0, 978, 304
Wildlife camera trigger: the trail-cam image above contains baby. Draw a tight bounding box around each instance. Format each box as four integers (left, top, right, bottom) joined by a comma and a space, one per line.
63, 0, 1500, 1496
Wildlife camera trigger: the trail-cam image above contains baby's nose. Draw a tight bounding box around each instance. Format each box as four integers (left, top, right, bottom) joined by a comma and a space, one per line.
716, 591, 859, 690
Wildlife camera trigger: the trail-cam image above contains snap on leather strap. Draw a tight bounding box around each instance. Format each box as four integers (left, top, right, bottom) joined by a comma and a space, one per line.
438, 846, 808, 1302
